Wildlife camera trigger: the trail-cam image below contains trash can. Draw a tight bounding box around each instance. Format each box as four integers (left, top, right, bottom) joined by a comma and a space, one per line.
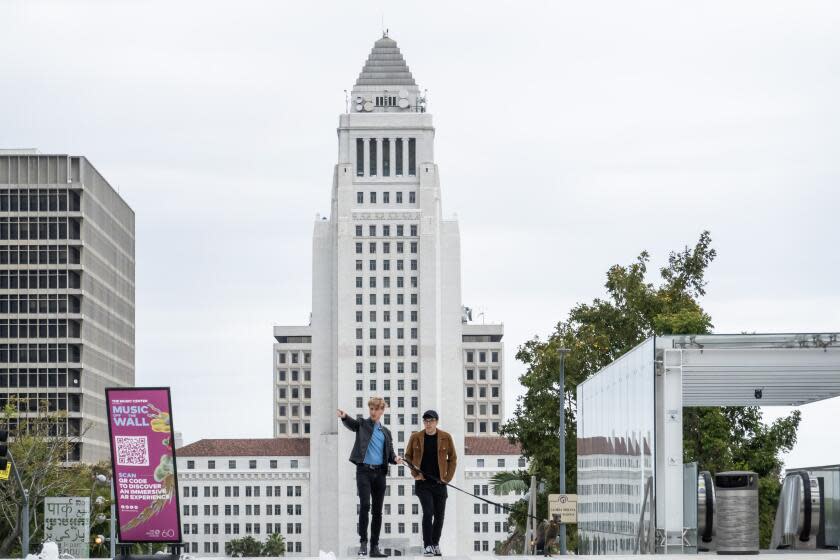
715, 471, 759, 554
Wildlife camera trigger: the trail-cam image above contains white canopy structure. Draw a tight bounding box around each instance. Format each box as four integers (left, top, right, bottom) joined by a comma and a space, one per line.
576, 333, 840, 555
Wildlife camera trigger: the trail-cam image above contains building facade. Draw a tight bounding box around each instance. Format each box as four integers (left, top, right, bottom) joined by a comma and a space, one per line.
272, 35, 524, 555
176, 439, 311, 557
0, 151, 135, 462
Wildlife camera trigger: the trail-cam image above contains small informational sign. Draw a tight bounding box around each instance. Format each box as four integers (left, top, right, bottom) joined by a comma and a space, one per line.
0, 463, 10, 480
106, 387, 182, 543
548, 493, 578, 524
44, 497, 90, 558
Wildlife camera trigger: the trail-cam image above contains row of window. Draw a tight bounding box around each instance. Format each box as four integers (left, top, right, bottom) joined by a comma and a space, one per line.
0, 269, 81, 289
276, 351, 310, 365
183, 459, 300, 470
465, 386, 501, 399
183, 504, 303, 517
356, 344, 418, 359
181, 484, 303, 498
0, 245, 81, 265
357, 310, 418, 323
355, 224, 417, 237
355, 362, 419, 375
0, 319, 81, 339
355, 241, 417, 254
356, 259, 417, 272
277, 404, 310, 417
474, 521, 510, 533
0, 217, 81, 240
465, 369, 501, 381
276, 422, 308, 435
187, 523, 304, 536
466, 404, 501, 416
474, 458, 524, 470
466, 420, 501, 434
356, 191, 416, 204
183, 521, 304, 535
0, 392, 81, 414
356, 293, 417, 306
355, 328, 418, 340
356, 138, 416, 177
355, 276, 418, 290
276, 371, 310, 384
0, 294, 81, 314
356, 378, 418, 392
465, 351, 500, 363
277, 388, 310, 401
0, 189, 81, 212
0, 368, 80, 388
0, 343, 81, 363
352, 410, 420, 429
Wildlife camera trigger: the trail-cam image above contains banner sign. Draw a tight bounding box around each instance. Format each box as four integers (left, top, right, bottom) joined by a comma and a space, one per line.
44, 497, 90, 558
548, 493, 578, 524
106, 387, 182, 543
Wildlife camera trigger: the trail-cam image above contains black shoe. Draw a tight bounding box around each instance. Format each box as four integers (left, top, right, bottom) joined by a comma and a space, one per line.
433, 545, 442, 556
358, 542, 368, 557
370, 545, 389, 558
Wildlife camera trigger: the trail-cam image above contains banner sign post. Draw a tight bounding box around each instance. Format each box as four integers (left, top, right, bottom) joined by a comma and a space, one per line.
105, 387, 182, 544
44, 497, 90, 558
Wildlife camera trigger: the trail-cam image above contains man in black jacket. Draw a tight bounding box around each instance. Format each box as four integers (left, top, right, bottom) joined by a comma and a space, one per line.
338, 397, 403, 557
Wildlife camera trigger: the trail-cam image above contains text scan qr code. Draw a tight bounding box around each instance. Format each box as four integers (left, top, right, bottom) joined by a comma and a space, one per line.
115, 435, 149, 466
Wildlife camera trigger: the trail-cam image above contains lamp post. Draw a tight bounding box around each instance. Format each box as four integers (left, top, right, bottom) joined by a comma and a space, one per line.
558, 347, 570, 555
94, 474, 116, 558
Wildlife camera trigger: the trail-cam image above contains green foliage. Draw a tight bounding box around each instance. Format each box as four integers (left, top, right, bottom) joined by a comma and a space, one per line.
262, 532, 286, 557
225, 534, 285, 557
0, 399, 92, 556
226, 536, 264, 557
500, 231, 800, 551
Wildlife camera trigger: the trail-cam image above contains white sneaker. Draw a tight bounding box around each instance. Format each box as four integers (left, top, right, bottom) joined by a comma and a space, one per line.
433, 545, 442, 556
423, 546, 435, 557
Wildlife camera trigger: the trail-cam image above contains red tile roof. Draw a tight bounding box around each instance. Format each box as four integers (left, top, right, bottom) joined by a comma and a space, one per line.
464, 436, 522, 456
177, 438, 310, 457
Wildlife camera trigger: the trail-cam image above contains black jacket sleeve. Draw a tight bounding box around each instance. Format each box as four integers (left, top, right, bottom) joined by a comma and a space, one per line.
386, 428, 397, 464
341, 414, 360, 432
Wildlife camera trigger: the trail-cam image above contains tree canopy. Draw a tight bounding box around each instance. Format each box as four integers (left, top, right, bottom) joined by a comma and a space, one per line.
500, 231, 800, 549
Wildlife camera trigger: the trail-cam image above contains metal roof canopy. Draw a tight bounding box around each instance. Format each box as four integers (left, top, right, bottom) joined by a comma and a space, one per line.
657, 333, 840, 406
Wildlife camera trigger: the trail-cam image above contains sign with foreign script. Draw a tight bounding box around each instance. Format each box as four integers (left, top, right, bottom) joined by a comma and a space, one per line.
106, 387, 182, 543
44, 497, 90, 558
548, 493, 578, 524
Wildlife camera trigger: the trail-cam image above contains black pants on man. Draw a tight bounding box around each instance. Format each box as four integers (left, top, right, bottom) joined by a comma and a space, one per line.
416, 480, 448, 547
357, 465, 387, 545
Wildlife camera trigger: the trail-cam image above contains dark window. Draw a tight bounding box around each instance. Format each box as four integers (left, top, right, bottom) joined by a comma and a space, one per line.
382, 138, 390, 177
356, 138, 364, 176
395, 139, 403, 175
369, 139, 377, 176
408, 138, 416, 176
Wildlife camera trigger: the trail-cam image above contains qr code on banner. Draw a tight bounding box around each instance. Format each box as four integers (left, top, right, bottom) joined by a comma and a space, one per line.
115, 435, 149, 466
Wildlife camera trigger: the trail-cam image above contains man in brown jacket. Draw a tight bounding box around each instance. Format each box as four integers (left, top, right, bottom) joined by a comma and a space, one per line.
404, 410, 457, 557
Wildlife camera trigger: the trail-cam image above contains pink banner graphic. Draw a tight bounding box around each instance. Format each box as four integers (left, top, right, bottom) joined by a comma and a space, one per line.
106, 387, 182, 543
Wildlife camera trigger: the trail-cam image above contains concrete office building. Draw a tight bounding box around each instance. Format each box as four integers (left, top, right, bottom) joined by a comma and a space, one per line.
177, 439, 311, 557
0, 151, 135, 463
272, 35, 525, 555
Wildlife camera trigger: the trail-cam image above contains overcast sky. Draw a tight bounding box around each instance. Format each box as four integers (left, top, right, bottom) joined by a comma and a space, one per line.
2, 0, 839, 470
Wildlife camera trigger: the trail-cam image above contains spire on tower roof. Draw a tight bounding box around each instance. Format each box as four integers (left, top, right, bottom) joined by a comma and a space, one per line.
355, 35, 416, 87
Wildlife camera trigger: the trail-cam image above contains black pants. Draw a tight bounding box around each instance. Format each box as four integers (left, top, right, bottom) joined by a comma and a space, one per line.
356, 465, 387, 545
416, 480, 448, 547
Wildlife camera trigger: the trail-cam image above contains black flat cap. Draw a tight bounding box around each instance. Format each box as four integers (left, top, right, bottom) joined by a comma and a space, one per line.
422, 410, 439, 420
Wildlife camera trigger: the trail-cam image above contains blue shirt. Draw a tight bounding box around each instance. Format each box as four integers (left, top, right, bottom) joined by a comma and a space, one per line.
363, 421, 385, 465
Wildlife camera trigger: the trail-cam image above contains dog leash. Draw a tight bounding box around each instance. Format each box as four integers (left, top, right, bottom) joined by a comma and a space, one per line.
400, 457, 544, 523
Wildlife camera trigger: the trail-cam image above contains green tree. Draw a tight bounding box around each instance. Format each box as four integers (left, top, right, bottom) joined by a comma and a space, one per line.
261, 532, 286, 556
226, 535, 263, 557
500, 231, 800, 550
0, 399, 90, 556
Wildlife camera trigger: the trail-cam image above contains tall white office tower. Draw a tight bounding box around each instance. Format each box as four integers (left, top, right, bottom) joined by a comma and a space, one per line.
275, 34, 517, 555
